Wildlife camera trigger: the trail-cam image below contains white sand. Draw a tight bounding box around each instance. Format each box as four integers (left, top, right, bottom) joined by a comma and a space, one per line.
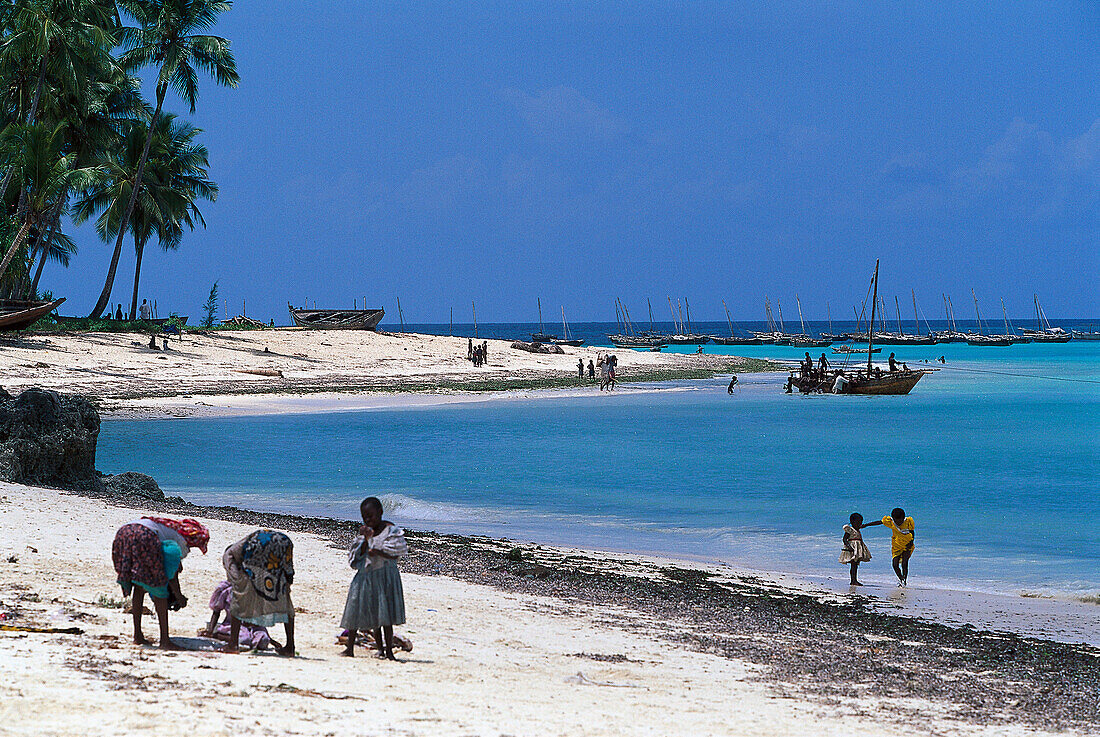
0, 329, 754, 417
0, 482, 1062, 737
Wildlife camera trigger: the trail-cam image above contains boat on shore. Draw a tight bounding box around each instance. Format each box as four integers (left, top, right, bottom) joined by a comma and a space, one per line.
288, 305, 384, 330
0, 298, 65, 331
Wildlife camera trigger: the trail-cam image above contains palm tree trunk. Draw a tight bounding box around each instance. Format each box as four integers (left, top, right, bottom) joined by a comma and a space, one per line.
128, 236, 146, 321
29, 237, 49, 297
88, 85, 165, 318
0, 217, 34, 278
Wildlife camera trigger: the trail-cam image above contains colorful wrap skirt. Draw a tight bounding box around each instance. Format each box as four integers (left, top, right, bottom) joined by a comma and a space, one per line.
340, 559, 406, 631
113, 523, 179, 599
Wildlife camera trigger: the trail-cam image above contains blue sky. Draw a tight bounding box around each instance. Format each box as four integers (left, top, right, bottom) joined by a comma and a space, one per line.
48, 1, 1100, 323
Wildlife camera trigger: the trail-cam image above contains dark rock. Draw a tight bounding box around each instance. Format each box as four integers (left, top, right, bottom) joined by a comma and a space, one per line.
102, 471, 165, 501
0, 388, 99, 489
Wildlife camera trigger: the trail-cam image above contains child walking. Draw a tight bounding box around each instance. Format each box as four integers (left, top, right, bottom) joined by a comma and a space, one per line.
341, 497, 408, 660
865, 507, 915, 586
839, 513, 873, 585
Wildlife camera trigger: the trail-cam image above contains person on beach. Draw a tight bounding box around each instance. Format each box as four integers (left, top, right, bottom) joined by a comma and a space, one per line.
818, 353, 829, 374
204, 580, 276, 652
468, 338, 473, 361
341, 497, 408, 660
839, 513, 873, 585
111, 516, 209, 649
115, 304, 123, 321
597, 355, 607, 390
864, 507, 915, 586
220, 529, 296, 656
588, 360, 595, 379
606, 354, 617, 390
578, 358, 585, 378
727, 375, 738, 394
139, 298, 151, 320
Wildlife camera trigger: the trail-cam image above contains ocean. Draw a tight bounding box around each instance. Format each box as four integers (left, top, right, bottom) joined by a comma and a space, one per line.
98, 322, 1100, 600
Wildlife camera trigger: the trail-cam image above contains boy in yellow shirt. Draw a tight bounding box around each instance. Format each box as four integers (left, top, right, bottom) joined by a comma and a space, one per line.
864, 507, 915, 586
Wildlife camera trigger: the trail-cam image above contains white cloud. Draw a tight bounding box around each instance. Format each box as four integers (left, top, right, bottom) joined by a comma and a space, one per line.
505, 86, 626, 142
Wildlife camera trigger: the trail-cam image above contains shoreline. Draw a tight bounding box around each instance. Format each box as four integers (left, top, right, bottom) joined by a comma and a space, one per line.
0, 327, 781, 417
2, 480, 1097, 733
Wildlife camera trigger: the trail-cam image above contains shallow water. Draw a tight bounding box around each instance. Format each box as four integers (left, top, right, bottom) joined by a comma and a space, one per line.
99, 327, 1100, 599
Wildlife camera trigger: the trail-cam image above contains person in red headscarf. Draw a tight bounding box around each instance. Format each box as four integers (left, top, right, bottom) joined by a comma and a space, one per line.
112, 516, 209, 649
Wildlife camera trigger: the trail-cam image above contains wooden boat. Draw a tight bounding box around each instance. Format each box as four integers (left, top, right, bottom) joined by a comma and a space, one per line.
787, 261, 927, 395
833, 344, 879, 354
1071, 329, 1100, 341
1019, 296, 1071, 342
288, 304, 384, 330
551, 307, 584, 346
0, 297, 64, 331
790, 296, 832, 347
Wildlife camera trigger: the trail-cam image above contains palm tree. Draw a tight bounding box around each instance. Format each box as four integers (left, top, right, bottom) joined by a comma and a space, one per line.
0, 121, 96, 277
0, 0, 117, 200
73, 113, 215, 319
87, 0, 237, 318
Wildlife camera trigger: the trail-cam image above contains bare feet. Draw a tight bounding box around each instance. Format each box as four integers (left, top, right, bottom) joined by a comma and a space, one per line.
275, 644, 295, 657
222, 646, 240, 655
850, 581, 863, 586
133, 635, 150, 646
339, 648, 354, 657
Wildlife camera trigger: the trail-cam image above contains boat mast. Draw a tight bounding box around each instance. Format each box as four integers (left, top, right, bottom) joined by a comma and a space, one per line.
868, 260, 879, 374
912, 290, 920, 335
1035, 294, 1041, 330
668, 296, 676, 333
948, 295, 957, 332
895, 295, 903, 335
472, 301, 478, 339
1001, 298, 1011, 336
972, 289, 983, 334
685, 298, 693, 335
827, 301, 833, 336
777, 300, 785, 333
561, 306, 568, 340
648, 298, 654, 332
677, 299, 684, 334
796, 295, 807, 336
537, 297, 544, 336
723, 300, 734, 337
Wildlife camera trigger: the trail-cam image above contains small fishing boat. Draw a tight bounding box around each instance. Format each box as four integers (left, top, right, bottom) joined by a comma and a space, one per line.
1071, 329, 1100, 341
832, 344, 880, 354
0, 297, 65, 331
785, 261, 928, 395
288, 304, 384, 330
552, 307, 584, 347
1018, 296, 1071, 342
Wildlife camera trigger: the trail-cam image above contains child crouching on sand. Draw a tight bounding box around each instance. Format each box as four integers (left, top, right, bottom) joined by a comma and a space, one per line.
839, 513, 873, 585
341, 497, 408, 660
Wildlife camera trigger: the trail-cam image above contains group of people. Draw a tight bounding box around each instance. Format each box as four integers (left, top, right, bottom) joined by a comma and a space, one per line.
572, 354, 618, 390
112, 299, 152, 321
467, 339, 489, 367
839, 507, 915, 587
111, 497, 408, 659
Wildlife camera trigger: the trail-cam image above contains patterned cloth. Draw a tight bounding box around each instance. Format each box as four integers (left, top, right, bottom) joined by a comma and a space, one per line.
113, 523, 169, 598
224, 530, 295, 627
144, 517, 210, 553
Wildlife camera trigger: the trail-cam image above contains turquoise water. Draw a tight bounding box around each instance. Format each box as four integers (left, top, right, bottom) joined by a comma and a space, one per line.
98, 337, 1100, 598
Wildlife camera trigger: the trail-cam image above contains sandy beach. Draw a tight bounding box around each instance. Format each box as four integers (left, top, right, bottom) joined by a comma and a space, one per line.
1, 481, 1096, 737
0, 328, 774, 417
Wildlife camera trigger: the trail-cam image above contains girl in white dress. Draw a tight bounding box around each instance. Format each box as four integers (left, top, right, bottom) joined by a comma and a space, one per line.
839, 513, 873, 586
340, 497, 408, 659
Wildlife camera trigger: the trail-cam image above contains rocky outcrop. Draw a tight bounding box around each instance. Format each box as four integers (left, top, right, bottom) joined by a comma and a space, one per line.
101, 471, 165, 501
0, 388, 100, 489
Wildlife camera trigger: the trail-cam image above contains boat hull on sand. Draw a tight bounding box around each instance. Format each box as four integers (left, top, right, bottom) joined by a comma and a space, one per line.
0, 298, 65, 331
289, 306, 384, 330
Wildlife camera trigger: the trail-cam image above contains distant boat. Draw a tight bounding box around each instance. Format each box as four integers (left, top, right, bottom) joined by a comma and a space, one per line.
833, 344, 879, 354
553, 306, 584, 347
288, 304, 384, 330
1018, 295, 1071, 342
1071, 329, 1100, 341
0, 298, 65, 331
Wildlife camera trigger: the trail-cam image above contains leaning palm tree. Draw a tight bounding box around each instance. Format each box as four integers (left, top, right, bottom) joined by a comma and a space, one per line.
87, 0, 237, 318
0, 121, 95, 277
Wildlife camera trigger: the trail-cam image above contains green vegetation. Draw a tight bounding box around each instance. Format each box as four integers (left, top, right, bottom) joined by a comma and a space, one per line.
201, 281, 218, 327
0, 0, 238, 313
